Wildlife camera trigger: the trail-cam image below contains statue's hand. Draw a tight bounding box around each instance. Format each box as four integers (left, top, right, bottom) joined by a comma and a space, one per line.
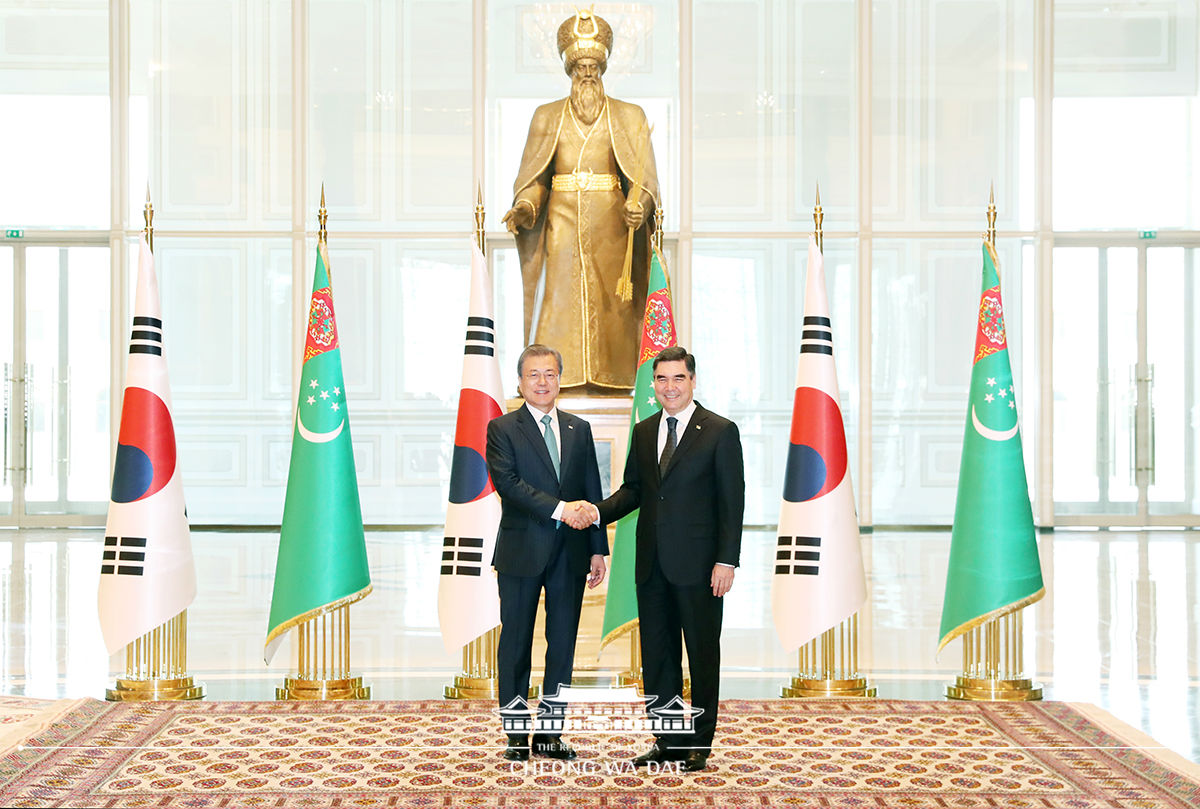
502, 202, 535, 234
623, 199, 646, 230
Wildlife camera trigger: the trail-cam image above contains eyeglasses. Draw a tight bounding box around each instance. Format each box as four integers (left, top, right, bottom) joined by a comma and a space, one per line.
524, 371, 560, 383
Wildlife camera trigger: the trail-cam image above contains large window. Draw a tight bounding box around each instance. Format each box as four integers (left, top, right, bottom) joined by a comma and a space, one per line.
3, 1, 1199, 526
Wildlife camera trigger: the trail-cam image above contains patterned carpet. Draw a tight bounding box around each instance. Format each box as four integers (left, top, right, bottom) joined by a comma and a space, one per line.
1, 696, 1198, 807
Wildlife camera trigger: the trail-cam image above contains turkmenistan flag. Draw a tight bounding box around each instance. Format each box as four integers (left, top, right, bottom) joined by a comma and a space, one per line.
601, 247, 677, 650
265, 244, 371, 663
938, 242, 1044, 653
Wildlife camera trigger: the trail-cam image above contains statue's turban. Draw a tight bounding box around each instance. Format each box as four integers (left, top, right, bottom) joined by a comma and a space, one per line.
557, 10, 612, 75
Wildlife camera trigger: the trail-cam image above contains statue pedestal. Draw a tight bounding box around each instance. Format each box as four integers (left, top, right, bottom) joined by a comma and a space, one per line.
511, 394, 639, 683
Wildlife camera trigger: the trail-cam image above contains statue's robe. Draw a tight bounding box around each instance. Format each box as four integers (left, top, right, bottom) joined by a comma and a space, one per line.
511, 97, 659, 391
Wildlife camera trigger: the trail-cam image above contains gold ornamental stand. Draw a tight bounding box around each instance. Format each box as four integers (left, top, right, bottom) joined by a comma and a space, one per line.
275, 189, 370, 701
780, 188, 875, 700
945, 610, 1041, 700
782, 614, 875, 698
107, 609, 205, 701
277, 602, 370, 699
107, 191, 205, 703
945, 190, 1041, 703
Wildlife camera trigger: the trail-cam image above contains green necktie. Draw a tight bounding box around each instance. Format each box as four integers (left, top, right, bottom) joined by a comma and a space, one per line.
541, 413, 560, 480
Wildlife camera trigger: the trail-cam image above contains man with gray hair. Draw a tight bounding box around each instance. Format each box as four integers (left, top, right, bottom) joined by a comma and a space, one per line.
486, 344, 608, 761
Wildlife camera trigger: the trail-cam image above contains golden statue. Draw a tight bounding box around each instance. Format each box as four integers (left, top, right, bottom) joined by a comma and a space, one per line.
503, 9, 659, 394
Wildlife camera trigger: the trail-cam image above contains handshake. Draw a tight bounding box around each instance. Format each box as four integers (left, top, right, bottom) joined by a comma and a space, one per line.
562, 500, 601, 530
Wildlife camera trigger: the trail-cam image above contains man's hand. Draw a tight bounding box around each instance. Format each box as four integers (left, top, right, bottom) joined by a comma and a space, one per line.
622, 199, 646, 229
502, 201, 535, 234
563, 500, 598, 530
711, 565, 735, 598
587, 554, 607, 589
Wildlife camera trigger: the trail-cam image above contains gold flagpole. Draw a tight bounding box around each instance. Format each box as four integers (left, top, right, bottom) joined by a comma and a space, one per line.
107, 187, 204, 702
946, 186, 1041, 702
276, 185, 369, 701
781, 185, 874, 700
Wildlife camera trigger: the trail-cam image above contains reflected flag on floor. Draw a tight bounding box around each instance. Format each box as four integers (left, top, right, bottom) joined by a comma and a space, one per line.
601, 246, 678, 650
938, 241, 1044, 653
438, 241, 506, 652
771, 236, 866, 652
98, 234, 196, 656
265, 243, 371, 664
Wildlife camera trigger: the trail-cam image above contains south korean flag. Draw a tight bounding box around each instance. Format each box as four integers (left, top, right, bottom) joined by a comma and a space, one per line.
98, 235, 196, 656
771, 237, 867, 652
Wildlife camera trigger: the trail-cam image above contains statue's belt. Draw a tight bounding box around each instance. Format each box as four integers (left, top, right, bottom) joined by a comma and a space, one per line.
551, 172, 620, 192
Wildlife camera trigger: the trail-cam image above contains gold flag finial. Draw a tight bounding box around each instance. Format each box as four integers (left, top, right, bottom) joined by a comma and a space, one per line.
653, 206, 664, 254
986, 183, 997, 248
475, 183, 485, 252
318, 183, 329, 246
813, 183, 824, 254
143, 184, 154, 253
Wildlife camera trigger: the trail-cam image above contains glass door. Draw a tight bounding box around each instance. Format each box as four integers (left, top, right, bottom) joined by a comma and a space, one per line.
0, 243, 110, 526
1054, 242, 1200, 525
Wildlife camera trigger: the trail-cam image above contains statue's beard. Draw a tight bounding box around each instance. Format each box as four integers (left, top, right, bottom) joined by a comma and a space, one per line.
571, 79, 605, 125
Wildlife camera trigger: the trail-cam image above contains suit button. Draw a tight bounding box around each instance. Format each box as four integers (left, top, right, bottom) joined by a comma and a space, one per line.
659, 496, 664, 501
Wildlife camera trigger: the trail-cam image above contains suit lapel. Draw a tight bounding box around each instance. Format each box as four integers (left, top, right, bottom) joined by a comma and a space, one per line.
661, 404, 708, 480
557, 410, 577, 481
516, 405, 558, 481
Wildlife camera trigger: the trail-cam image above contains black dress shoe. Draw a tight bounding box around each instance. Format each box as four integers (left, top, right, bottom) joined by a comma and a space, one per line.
503, 735, 530, 762
632, 742, 673, 767
531, 734, 577, 760
682, 750, 710, 772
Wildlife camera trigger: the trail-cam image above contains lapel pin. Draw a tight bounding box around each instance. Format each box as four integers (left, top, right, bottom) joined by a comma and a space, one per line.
696, 425, 701, 430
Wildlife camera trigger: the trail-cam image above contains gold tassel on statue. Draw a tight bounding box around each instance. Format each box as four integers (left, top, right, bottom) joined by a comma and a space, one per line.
616, 123, 653, 302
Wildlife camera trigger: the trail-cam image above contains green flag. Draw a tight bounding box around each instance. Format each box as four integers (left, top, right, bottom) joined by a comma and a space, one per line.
938, 242, 1044, 653
601, 247, 677, 650
265, 244, 371, 663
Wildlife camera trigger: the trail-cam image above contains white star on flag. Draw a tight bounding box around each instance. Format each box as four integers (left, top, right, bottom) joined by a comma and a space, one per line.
987, 377, 996, 387
985, 394, 994, 403
309, 379, 319, 388
998, 388, 1007, 398
1009, 400, 1015, 409
331, 402, 340, 411
334, 387, 341, 396
320, 390, 329, 400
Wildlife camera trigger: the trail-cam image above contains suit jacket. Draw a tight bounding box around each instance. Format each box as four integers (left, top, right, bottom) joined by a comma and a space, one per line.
487, 405, 607, 577
599, 403, 744, 586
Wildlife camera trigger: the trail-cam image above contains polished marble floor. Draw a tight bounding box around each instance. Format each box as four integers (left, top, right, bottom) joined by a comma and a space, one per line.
1, 528, 1196, 761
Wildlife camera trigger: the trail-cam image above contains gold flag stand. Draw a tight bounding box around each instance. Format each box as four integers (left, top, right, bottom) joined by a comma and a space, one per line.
782, 614, 875, 697
780, 187, 875, 700
107, 191, 204, 702
277, 603, 370, 699
107, 610, 205, 701
945, 610, 1041, 700
945, 188, 1041, 703
276, 188, 370, 701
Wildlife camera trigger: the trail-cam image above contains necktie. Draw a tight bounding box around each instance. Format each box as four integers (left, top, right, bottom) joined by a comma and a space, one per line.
541, 414, 560, 480
659, 416, 678, 476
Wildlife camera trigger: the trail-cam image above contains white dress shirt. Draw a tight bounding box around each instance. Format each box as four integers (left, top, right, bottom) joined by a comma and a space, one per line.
526, 402, 569, 521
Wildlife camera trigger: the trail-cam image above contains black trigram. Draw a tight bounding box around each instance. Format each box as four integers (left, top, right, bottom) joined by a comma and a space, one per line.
101, 536, 147, 576
800, 315, 832, 355
129, 316, 163, 356
776, 536, 820, 575
442, 536, 484, 576
463, 316, 495, 357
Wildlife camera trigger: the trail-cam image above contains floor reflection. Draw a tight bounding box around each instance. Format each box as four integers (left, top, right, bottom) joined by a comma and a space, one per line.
0, 527, 1195, 761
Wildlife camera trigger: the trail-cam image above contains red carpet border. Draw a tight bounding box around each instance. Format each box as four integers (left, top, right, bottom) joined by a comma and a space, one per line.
1, 697, 1198, 807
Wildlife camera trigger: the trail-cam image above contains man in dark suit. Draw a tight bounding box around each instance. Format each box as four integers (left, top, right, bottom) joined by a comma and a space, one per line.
486, 344, 608, 762
590, 346, 744, 772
